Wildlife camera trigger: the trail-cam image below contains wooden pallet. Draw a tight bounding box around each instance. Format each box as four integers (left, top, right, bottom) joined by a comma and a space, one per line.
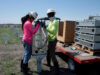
73, 43, 100, 55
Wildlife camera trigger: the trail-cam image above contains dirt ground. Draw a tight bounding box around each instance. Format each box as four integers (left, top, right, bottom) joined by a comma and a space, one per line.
0, 44, 100, 75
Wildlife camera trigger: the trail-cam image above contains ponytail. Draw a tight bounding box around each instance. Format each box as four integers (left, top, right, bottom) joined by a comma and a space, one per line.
21, 14, 30, 30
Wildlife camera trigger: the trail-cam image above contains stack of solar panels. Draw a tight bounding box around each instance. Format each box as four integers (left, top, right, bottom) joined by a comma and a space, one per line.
75, 16, 100, 50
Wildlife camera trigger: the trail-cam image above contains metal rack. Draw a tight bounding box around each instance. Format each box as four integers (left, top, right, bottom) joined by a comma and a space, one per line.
75, 16, 100, 50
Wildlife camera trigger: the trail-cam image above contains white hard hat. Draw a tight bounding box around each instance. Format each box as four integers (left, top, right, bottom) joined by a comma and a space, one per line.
28, 11, 38, 19
47, 9, 55, 14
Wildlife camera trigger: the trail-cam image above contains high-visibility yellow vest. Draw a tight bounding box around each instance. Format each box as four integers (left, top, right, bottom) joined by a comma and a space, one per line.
46, 19, 59, 41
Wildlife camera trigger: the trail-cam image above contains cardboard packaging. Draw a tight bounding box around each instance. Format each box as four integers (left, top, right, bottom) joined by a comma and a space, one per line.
57, 21, 76, 43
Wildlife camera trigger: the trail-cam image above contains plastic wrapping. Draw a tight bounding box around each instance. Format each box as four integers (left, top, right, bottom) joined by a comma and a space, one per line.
32, 26, 48, 55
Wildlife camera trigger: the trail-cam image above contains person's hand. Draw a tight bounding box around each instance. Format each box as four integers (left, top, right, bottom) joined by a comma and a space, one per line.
35, 21, 46, 28
36, 21, 41, 25
35, 21, 40, 27
40, 22, 47, 28
41, 22, 45, 27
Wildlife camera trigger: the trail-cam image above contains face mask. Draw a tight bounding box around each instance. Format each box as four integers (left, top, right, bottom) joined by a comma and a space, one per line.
49, 17, 54, 21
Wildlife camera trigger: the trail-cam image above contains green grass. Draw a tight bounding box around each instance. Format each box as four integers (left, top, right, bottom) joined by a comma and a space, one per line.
0, 28, 22, 45
0, 55, 22, 75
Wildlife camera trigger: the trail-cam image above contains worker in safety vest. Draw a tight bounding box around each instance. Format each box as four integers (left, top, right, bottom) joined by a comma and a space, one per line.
46, 9, 59, 74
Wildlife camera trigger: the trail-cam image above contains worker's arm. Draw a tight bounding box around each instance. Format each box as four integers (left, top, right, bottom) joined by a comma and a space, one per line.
27, 23, 39, 34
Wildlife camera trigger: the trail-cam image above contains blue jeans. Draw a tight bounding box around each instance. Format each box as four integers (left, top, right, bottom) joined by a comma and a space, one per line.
22, 41, 32, 64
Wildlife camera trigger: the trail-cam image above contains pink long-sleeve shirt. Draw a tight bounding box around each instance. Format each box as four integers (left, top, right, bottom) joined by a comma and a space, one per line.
22, 20, 39, 45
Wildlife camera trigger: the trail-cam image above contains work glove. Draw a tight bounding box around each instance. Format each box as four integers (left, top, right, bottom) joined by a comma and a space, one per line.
41, 22, 47, 29
36, 21, 44, 27
41, 22, 45, 27
35, 21, 41, 27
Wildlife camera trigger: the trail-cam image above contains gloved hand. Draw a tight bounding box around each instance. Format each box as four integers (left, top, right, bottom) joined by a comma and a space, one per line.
40, 22, 47, 29
41, 22, 45, 27
35, 21, 41, 27
35, 21, 46, 28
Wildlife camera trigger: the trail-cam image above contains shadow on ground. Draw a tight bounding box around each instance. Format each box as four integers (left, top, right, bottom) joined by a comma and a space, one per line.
56, 52, 100, 75
30, 68, 73, 75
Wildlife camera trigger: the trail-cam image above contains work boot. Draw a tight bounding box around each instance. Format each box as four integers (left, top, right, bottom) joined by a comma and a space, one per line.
22, 63, 31, 75
20, 60, 23, 72
26, 63, 31, 71
20, 60, 30, 72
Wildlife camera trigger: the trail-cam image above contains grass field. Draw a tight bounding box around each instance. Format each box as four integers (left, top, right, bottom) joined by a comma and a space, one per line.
0, 28, 22, 75
0, 28, 22, 45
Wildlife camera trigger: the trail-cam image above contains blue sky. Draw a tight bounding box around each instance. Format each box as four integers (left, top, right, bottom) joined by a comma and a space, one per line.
0, 0, 100, 24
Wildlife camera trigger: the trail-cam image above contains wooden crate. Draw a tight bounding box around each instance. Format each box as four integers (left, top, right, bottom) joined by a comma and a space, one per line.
57, 20, 76, 43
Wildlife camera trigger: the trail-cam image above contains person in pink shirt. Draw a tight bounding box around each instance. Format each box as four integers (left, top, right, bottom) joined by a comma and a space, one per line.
20, 11, 39, 75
